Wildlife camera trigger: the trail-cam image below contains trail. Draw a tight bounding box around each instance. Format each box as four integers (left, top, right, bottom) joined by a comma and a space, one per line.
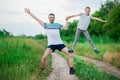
47, 53, 79, 80
75, 55, 120, 78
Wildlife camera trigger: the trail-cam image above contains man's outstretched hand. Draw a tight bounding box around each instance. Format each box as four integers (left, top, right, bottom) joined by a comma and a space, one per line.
24, 8, 31, 14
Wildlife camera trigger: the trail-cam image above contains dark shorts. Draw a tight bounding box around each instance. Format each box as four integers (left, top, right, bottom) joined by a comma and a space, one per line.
48, 44, 66, 52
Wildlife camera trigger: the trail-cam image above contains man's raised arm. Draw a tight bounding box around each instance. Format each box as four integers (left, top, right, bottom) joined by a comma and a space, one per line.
24, 8, 44, 27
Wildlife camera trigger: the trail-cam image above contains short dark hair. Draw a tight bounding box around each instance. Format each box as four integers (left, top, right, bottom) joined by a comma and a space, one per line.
85, 6, 90, 9
48, 13, 55, 17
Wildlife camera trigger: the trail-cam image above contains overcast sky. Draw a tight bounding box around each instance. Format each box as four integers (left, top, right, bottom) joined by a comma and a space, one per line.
0, 0, 106, 36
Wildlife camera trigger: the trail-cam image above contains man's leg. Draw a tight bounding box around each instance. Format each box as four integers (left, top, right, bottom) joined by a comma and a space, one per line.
62, 47, 73, 67
83, 30, 99, 53
61, 47, 75, 74
69, 29, 81, 53
41, 48, 53, 69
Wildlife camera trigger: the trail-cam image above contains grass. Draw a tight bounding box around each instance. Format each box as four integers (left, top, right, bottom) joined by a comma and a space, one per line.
1, 35, 120, 80
0, 37, 52, 80
74, 57, 120, 80
59, 52, 120, 80
64, 36, 120, 69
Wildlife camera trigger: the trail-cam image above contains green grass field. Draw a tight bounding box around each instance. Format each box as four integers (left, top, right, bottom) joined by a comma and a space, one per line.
58, 36, 120, 80
74, 57, 120, 80
64, 36, 120, 69
0, 36, 120, 80
0, 37, 51, 80
59, 53, 120, 80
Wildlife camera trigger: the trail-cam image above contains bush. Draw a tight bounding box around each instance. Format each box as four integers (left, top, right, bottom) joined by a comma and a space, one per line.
35, 34, 47, 39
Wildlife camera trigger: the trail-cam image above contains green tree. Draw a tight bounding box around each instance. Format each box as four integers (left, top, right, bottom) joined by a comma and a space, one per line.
103, 4, 120, 40
60, 20, 78, 42
35, 34, 46, 39
89, 0, 115, 36
0, 29, 12, 37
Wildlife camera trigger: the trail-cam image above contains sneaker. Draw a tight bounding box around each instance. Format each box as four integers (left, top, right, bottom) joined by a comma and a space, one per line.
68, 49, 74, 53
69, 68, 75, 74
94, 49, 99, 54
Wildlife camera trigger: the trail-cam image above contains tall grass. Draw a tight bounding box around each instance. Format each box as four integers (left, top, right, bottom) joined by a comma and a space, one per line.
62, 35, 116, 44
64, 36, 120, 69
0, 37, 51, 80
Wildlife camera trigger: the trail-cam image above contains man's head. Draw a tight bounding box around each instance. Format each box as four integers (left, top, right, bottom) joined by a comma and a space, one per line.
84, 7, 91, 15
48, 13, 55, 23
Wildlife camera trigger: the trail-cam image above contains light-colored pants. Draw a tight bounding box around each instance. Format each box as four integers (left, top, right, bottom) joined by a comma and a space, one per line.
72, 29, 96, 50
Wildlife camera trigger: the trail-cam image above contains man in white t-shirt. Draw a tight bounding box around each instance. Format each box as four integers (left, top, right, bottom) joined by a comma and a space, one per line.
66, 7, 107, 54
24, 8, 75, 74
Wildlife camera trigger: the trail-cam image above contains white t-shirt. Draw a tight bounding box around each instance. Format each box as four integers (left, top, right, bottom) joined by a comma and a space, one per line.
77, 13, 92, 30
44, 23, 63, 46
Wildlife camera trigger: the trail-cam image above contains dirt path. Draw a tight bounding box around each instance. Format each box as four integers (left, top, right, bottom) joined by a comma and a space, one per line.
47, 53, 79, 80
75, 55, 120, 78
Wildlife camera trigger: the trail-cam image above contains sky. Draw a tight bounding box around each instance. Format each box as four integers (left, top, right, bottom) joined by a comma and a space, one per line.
0, 0, 106, 36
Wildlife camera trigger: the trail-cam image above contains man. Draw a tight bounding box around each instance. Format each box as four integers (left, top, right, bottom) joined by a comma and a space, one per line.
66, 7, 107, 54
24, 8, 75, 74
